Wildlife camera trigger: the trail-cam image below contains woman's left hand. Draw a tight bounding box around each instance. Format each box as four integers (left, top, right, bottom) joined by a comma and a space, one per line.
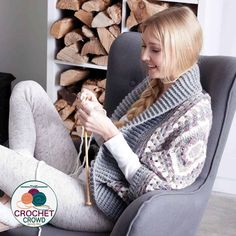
76, 100, 120, 141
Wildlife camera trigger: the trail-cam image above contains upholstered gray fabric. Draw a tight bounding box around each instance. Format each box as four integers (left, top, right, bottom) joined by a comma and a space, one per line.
1, 32, 236, 236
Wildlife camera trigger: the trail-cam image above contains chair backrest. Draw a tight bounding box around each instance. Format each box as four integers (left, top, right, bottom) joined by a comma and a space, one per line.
104, 32, 236, 190
198, 56, 236, 182
104, 32, 146, 117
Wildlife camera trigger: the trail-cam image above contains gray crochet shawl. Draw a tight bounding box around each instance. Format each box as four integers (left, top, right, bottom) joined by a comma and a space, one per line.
90, 64, 203, 221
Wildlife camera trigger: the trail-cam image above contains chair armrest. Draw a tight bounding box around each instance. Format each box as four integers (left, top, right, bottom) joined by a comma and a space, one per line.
110, 190, 208, 236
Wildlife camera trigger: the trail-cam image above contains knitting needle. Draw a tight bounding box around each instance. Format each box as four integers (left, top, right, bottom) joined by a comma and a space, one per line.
84, 130, 92, 206
80, 92, 92, 206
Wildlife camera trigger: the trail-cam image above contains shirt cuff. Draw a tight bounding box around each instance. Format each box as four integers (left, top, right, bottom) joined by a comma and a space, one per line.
104, 133, 141, 183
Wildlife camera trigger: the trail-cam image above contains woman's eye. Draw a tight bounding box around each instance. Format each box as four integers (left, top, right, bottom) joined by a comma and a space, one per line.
152, 49, 161, 53
141, 45, 146, 48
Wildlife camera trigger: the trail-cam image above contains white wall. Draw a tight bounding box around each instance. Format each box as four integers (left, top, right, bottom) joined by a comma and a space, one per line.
0, 0, 47, 88
199, 0, 236, 195
214, 1, 236, 195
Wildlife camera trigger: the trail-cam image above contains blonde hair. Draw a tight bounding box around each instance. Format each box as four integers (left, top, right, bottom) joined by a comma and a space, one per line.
114, 6, 203, 128
141, 6, 203, 82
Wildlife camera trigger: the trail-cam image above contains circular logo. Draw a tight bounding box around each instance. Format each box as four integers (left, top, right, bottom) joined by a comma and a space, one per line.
11, 180, 57, 227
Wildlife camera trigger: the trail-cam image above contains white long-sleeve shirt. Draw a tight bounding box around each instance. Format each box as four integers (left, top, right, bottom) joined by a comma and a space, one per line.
93, 132, 141, 183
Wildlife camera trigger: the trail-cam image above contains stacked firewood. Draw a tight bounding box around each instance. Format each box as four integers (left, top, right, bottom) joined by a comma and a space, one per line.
126, 0, 169, 30
50, 0, 122, 66
54, 68, 106, 138
125, 0, 199, 30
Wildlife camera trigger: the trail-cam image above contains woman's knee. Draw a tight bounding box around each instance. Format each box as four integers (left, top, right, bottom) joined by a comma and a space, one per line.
10, 80, 45, 101
12, 80, 42, 92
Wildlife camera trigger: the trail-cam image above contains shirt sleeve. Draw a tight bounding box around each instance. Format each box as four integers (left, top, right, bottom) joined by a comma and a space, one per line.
104, 133, 141, 183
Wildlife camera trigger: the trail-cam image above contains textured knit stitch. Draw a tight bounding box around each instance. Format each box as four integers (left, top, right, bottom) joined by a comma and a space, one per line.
90, 64, 212, 221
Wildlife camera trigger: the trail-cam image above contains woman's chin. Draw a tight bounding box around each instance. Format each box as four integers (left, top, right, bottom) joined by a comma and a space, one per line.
148, 72, 160, 80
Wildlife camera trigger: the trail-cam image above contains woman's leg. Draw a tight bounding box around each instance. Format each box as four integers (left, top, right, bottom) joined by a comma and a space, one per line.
0, 145, 113, 232
0, 145, 39, 196
37, 161, 114, 232
8, 80, 78, 174
0, 81, 113, 231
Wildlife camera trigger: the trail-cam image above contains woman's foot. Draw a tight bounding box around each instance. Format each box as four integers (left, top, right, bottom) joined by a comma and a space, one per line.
0, 222, 10, 232
0, 194, 21, 232
0, 193, 10, 205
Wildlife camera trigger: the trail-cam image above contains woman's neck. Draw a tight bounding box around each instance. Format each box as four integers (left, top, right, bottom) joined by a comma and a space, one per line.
163, 83, 172, 92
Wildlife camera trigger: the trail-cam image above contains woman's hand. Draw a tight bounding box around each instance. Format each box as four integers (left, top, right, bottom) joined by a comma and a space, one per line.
77, 88, 103, 110
76, 100, 119, 141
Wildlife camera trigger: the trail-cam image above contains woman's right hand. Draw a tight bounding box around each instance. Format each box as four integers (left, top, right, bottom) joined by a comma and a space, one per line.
74, 88, 105, 126
79, 88, 103, 110
73, 88, 101, 110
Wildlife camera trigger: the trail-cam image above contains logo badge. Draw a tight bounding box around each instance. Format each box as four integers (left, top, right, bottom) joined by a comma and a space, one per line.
11, 180, 57, 227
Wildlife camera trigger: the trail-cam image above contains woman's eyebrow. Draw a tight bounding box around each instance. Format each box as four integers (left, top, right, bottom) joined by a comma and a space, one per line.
141, 39, 161, 47
149, 42, 161, 46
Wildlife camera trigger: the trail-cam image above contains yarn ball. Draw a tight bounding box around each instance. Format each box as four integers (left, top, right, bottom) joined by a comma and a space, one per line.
21, 192, 33, 204
32, 192, 47, 206
28, 188, 39, 196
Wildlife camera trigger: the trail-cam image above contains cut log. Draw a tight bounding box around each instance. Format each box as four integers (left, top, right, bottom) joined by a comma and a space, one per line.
64, 29, 84, 46
56, 0, 84, 11
58, 88, 77, 105
127, 0, 168, 24
82, 0, 111, 12
59, 105, 75, 121
83, 79, 98, 86
54, 99, 68, 111
63, 118, 75, 131
126, 12, 138, 29
108, 25, 120, 38
60, 69, 89, 86
82, 25, 95, 38
57, 43, 89, 64
97, 79, 106, 89
107, 3, 122, 25
81, 38, 107, 56
50, 18, 74, 39
91, 55, 108, 66
74, 112, 83, 126
98, 90, 105, 103
142, 0, 168, 20
74, 9, 93, 27
91, 12, 114, 28
97, 27, 115, 53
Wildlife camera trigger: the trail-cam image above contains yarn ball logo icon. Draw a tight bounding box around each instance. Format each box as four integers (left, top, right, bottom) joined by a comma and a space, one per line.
11, 180, 57, 227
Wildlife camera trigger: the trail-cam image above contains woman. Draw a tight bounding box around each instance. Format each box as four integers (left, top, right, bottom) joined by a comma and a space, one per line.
0, 6, 212, 232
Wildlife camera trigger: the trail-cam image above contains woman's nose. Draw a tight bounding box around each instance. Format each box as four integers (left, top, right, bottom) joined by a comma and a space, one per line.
141, 48, 150, 62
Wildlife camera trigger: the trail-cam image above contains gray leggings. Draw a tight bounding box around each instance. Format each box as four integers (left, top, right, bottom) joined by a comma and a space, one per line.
0, 80, 113, 232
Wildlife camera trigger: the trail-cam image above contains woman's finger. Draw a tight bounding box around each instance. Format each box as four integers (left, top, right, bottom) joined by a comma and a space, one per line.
77, 108, 89, 121
81, 101, 95, 114
81, 88, 97, 101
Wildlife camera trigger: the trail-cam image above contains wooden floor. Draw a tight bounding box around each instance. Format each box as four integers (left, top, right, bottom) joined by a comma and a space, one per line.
196, 192, 236, 236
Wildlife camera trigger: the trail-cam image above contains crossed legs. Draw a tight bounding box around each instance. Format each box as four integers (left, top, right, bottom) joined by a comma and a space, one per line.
0, 81, 113, 232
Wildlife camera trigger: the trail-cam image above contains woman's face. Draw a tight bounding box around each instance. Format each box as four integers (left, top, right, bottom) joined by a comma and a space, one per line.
141, 29, 163, 79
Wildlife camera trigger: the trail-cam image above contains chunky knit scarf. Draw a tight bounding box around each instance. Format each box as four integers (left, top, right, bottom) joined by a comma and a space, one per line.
90, 64, 204, 221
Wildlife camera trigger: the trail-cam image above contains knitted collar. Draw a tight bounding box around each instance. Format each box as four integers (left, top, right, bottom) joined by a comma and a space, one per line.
111, 64, 202, 130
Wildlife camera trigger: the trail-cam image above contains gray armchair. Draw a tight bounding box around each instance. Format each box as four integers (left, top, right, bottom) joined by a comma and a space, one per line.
2, 32, 236, 236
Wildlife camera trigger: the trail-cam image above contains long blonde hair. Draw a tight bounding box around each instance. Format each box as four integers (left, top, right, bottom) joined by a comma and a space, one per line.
114, 6, 203, 128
